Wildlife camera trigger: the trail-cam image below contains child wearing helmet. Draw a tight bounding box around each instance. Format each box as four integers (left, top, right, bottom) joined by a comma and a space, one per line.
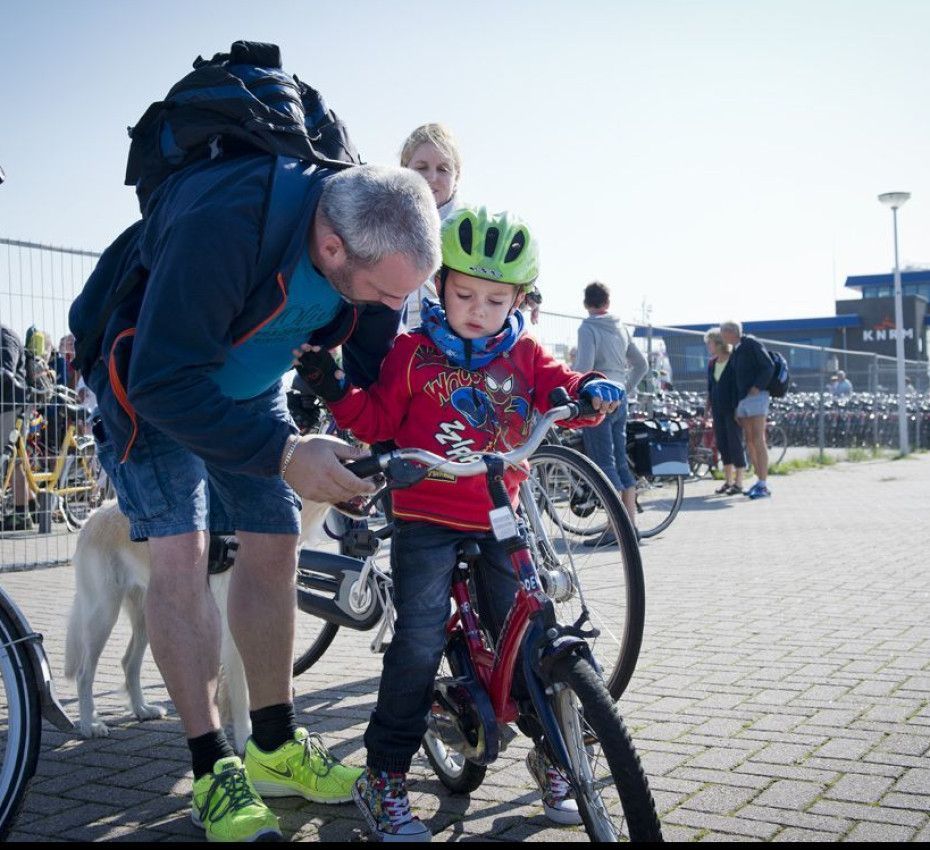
296, 206, 624, 842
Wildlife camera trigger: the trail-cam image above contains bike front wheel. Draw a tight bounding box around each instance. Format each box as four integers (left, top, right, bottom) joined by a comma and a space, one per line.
0, 604, 42, 840
548, 654, 662, 843
633, 474, 684, 539
524, 445, 645, 700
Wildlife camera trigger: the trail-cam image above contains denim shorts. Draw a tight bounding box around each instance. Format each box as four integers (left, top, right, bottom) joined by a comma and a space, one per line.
95, 386, 301, 542
736, 390, 770, 419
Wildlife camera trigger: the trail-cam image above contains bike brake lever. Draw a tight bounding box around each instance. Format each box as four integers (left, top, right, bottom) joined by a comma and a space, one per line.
385, 457, 433, 489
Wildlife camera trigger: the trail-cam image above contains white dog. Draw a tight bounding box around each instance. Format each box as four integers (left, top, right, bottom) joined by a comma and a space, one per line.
64, 499, 331, 752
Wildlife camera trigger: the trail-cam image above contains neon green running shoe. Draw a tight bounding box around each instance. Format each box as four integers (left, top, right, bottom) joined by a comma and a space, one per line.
191, 756, 282, 842
245, 727, 363, 804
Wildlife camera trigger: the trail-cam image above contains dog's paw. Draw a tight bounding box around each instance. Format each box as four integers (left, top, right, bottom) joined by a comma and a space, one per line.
133, 703, 167, 721
77, 720, 111, 739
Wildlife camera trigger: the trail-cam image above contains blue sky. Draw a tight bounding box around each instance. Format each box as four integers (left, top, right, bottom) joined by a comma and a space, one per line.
2, 0, 929, 326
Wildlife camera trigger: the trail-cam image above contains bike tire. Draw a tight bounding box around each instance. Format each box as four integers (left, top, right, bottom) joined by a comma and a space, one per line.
291, 616, 340, 677
422, 729, 488, 794
525, 445, 645, 701
60, 450, 106, 530
767, 424, 788, 467
548, 654, 662, 843
0, 606, 42, 841
633, 474, 683, 539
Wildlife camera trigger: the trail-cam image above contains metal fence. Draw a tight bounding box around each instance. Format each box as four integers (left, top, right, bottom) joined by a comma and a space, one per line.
1, 239, 101, 570
3, 237, 929, 570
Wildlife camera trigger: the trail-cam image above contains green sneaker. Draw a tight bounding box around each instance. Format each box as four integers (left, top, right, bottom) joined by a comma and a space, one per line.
245, 727, 362, 803
191, 756, 282, 842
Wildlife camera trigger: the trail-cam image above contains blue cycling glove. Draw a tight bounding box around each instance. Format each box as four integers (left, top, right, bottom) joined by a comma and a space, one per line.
580, 379, 625, 407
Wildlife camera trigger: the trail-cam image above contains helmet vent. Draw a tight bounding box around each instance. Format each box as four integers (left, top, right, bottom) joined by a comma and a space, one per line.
504, 230, 526, 263
458, 218, 474, 254
484, 227, 500, 258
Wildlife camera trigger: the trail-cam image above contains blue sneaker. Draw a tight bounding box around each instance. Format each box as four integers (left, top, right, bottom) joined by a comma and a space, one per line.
748, 483, 771, 499
744, 481, 760, 497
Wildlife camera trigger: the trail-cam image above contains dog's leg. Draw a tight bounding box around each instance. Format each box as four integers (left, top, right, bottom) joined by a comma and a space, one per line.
210, 570, 252, 754
74, 593, 123, 739
122, 585, 167, 722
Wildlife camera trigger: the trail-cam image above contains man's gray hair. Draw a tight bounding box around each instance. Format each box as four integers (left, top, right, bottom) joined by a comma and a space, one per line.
318, 165, 441, 276
720, 320, 742, 336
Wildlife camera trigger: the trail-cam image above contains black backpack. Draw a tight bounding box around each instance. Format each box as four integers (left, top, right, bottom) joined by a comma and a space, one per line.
766, 350, 790, 398
125, 40, 360, 211
73, 41, 359, 375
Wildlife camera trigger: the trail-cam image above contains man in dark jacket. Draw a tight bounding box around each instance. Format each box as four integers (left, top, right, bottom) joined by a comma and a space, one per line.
720, 320, 775, 499
69, 157, 441, 841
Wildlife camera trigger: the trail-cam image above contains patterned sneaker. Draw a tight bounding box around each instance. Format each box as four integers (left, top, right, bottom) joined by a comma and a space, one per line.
526, 745, 583, 826
245, 727, 362, 803
352, 768, 431, 842
748, 483, 771, 499
191, 756, 282, 842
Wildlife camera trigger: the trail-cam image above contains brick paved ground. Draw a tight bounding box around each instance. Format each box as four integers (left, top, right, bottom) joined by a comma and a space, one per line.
3, 454, 929, 841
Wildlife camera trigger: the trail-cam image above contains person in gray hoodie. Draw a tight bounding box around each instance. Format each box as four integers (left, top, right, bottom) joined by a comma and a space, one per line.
573, 281, 649, 532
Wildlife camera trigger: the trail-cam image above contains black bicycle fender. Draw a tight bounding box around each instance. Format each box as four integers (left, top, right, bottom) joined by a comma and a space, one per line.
0, 590, 74, 732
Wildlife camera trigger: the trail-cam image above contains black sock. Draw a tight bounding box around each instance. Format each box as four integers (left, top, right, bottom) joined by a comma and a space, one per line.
249, 703, 297, 752
188, 730, 235, 780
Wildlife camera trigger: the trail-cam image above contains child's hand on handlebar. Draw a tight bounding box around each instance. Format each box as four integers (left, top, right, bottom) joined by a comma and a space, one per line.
579, 379, 625, 414
292, 344, 349, 403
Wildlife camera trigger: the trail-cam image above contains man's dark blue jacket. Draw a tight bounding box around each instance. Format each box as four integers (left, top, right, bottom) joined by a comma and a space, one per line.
731, 334, 775, 401
69, 155, 399, 477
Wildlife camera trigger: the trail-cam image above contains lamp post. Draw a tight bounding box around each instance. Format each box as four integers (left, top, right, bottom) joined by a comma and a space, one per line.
877, 191, 910, 455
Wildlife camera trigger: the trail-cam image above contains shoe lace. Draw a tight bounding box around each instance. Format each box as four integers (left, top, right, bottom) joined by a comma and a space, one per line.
202, 765, 257, 821
545, 764, 573, 801
370, 773, 415, 826
300, 732, 338, 777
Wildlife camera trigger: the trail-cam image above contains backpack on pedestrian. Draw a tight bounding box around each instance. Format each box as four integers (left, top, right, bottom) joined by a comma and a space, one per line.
765, 350, 790, 398
71, 40, 360, 379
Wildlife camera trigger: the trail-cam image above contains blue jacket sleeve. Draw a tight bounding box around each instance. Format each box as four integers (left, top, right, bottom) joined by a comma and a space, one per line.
342, 304, 401, 390
127, 208, 291, 477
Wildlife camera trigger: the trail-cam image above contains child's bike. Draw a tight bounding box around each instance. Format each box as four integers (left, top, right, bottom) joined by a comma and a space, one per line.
341, 390, 662, 842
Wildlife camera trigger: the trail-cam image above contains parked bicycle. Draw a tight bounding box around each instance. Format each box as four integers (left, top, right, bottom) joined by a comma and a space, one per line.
1, 391, 109, 532
0, 584, 73, 839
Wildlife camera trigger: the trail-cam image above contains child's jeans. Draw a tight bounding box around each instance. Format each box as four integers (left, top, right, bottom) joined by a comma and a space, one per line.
364, 519, 521, 773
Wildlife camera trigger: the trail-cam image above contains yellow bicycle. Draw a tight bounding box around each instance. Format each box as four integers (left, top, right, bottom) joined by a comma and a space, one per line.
1, 396, 107, 532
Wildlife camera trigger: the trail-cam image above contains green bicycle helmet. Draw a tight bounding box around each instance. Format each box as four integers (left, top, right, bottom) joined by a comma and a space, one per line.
441, 206, 539, 290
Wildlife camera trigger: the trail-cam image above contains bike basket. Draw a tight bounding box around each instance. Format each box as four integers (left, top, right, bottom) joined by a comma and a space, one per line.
627, 419, 690, 477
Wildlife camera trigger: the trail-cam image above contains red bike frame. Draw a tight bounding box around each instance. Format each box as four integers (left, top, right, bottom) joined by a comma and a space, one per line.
446, 543, 549, 724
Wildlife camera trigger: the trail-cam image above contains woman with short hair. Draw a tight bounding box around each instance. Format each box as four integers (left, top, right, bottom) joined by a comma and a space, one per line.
704, 328, 745, 494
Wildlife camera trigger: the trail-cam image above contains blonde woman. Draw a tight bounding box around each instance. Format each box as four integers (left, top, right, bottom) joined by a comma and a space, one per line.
705, 328, 746, 495
399, 123, 461, 327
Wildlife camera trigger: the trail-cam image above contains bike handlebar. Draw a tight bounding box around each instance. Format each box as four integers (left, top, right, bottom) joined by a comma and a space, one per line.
343, 392, 597, 483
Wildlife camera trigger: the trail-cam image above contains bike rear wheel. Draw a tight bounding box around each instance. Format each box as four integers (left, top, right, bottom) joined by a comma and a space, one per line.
548, 654, 662, 842
0, 605, 42, 840
524, 445, 645, 700
633, 474, 683, 539
766, 423, 788, 467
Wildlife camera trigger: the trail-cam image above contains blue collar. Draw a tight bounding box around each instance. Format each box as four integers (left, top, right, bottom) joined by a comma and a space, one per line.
419, 301, 525, 370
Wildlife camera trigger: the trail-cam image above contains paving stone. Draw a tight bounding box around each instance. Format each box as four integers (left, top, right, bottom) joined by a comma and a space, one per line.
844, 821, 919, 841
752, 779, 826, 810
823, 772, 896, 803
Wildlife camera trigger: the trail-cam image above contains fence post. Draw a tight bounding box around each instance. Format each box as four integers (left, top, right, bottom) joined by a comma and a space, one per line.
818, 347, 826, 462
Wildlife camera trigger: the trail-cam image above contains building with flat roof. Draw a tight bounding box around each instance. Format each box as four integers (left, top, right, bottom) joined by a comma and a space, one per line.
636, 270, 929, 392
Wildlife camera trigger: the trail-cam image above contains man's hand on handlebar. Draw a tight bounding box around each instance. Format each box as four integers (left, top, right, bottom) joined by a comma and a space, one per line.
282, 434, 377, 504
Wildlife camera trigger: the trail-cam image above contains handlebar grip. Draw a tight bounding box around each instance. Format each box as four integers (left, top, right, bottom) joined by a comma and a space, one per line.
574, 396, 598, 417
343, 455, 383, 480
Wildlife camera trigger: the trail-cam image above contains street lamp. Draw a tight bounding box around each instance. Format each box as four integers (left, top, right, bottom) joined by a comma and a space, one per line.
877, 191, 910, 455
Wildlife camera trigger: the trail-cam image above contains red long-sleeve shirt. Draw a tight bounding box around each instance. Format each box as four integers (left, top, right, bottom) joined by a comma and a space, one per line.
329, 330, 601, 531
